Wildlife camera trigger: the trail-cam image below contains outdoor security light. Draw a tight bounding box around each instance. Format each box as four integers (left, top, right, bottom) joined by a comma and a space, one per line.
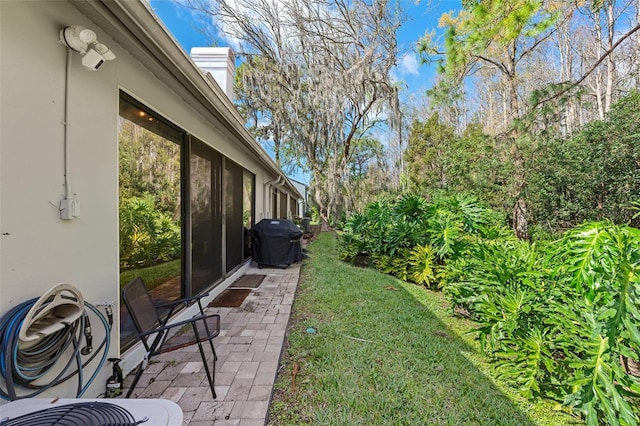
60, 25, 115, 71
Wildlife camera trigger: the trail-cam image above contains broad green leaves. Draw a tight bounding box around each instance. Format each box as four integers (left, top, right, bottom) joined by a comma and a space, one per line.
457, 220, 640, 424
119, 194, 181, 269
340, 194, 640, 423
338, 193, 495, 289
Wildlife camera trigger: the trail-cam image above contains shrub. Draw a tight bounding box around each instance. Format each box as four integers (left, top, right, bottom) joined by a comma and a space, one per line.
408, 244, 439, 288
548, 221, 640, 425
338, 232, 366, 263
449, 221, 640, 424
119, 194, 181, 270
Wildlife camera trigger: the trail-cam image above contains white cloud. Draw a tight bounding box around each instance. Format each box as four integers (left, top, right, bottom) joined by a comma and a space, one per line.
399, 53, 420, 77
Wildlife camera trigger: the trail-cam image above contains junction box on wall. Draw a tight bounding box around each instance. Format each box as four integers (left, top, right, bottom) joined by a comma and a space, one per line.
60, 198, 80, 220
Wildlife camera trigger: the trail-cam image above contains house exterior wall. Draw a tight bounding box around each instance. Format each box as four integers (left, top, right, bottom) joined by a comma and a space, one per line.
291, 180, 310, 217
0, 0, 294, 399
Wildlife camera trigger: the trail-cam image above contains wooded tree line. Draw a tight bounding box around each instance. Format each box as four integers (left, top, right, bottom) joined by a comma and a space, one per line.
182, 0, 639, 234
415, 0, 640, 236
406, 91, 640, 235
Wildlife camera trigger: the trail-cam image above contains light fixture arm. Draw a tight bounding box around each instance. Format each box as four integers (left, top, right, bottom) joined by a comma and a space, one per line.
60, 26, 97, 54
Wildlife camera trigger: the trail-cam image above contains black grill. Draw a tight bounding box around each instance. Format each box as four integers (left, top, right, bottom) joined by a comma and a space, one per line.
249, 219, 303, 268
0, 401, 147, 426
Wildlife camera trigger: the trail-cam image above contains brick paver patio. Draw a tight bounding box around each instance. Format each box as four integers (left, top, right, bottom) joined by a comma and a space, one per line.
124, 263, 300, 425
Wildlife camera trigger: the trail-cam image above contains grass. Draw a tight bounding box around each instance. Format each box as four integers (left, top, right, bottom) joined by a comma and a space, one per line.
119, 259, 180, 291
268, 232, 581, 425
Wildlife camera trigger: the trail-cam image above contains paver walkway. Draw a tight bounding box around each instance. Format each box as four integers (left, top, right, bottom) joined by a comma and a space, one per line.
125, 263, 300, 425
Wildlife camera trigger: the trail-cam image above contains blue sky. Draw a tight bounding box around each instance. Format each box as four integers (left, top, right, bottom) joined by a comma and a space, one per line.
150, 0, 460, 98
149, 0, 460, 182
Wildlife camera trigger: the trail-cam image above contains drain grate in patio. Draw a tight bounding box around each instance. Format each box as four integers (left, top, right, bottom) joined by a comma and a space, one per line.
208, 288, 251, 308
230, 274, 266, 288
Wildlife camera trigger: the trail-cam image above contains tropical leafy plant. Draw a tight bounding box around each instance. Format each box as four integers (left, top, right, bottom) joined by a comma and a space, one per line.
549, 221, 640, 425
370, 249, 411, 281
119, 194, 181, 269
393, 192, 430, 223
408, 244, 438, 288
426, 209, 462, 258
442, 235, 540, 314
339, 193, 497, 283
441, 193, 494, 233
340, 192, 640, 423
337, 232, 365, 263
495, 326, 555, 400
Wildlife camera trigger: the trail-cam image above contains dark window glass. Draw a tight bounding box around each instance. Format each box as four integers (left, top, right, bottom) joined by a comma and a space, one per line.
280, 191, 288, 219
243, 170, 255, 260
225, 160, 244, 272
272, 190, 278, 218
191, 141, 223, 294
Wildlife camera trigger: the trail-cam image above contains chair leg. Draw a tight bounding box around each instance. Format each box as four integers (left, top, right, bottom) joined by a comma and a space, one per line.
125, 362, 145, 398
208, 338, 217, 362
198, 341, 216, 399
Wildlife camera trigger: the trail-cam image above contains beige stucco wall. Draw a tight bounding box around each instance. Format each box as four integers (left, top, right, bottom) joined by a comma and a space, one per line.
0, 0, 274, 398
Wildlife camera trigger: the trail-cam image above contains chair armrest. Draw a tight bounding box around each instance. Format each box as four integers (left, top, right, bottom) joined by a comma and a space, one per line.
137, 313, 220, 338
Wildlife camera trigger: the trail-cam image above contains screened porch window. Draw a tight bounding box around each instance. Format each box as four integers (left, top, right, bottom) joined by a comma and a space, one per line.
118, 94, 183, 350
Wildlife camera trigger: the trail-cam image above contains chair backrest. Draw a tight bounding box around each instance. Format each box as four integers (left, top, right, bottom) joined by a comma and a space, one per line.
122, 277, 160, 335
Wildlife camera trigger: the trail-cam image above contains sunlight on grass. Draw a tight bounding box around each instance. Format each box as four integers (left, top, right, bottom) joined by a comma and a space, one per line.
268, 233, 580, 425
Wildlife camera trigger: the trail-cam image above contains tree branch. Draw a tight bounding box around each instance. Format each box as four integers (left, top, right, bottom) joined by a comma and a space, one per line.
535, 22, 640, 108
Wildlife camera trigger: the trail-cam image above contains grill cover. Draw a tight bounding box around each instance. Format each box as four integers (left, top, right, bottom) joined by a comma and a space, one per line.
250, 219, 303, 268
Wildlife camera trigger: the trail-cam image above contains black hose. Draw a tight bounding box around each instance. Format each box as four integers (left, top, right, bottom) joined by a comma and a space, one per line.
0, 298, 111, 400
81, 312, 93, 356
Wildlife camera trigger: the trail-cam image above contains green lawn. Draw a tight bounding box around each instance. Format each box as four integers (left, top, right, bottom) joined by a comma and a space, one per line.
119, 258, 180, 291
268, 232, 581, 425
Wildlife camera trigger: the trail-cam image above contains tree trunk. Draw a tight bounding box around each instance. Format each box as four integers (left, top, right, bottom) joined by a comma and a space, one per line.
506, 52, 528, 240
592, 7, 606, 120
558, 23, 575, 134
605, 0, 615, 113
511, 140, 528, 240
637, 0, 640, 90
513, 198, 529, 240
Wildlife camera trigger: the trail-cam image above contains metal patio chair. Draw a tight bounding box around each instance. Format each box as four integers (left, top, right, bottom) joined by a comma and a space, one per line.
121, 277, 220, 398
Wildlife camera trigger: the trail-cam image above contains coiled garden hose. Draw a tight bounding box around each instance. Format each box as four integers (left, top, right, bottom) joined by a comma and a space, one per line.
0, 298, 111, 400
